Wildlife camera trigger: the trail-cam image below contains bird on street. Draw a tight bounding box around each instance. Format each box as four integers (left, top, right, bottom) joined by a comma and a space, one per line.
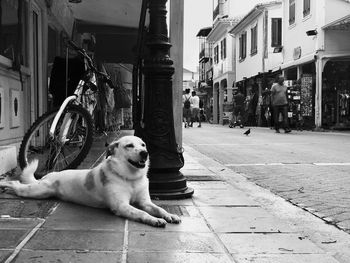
244, 128, 251, 136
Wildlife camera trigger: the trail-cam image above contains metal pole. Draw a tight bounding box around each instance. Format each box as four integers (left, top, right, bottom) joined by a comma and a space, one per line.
135, 0, 193, 199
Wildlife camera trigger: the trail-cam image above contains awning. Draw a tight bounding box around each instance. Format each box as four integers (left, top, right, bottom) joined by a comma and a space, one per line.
196, 27, 212, 37
322, 14, 350, 30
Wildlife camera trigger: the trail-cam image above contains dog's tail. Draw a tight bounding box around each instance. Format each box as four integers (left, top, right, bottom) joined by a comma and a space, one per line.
21, 159, 39, 184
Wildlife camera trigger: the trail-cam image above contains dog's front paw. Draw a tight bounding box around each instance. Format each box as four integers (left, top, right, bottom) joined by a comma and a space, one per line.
164, 213, 181, 224
149, 218, 167, 228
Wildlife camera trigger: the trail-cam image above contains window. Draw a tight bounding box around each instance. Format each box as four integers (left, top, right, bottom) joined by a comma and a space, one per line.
220, 38, 226, 59
250, 25, 257, 55
214, 45, 219, 64
303, 0, 310, 17
239, 32, 247, 61
289, 0, 296, 25
0, 0, 26, 64
271, 18, 282, 47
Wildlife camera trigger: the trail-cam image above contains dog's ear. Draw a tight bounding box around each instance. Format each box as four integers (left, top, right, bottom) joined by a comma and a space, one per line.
106, 142, 119, 158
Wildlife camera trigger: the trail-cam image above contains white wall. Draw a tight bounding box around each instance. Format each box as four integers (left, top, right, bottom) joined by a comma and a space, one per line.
265, 5, 283, 71
235, 15, 264, 81
325, 29, 350, 52
282, 0, 318, 67
213, 34, 235, 78
226, 0, 275, 18
325, 0, 350, 26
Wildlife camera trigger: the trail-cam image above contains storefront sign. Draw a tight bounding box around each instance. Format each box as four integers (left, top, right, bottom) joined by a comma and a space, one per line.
293, 47, 302, 60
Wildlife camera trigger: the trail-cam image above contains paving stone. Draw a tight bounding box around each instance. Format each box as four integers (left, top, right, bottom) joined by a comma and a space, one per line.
129, 232, 224, 253
128, 217, 211, 233
219, 233, 325, 254
184, 127, 350, 234
182, 169, 216, 176
25, 229, 124, 251
0, 199, 57, 218
0, 230, 29, 249
0, 218, 42, 229
43, 202, 125, 231
193, 189, 258, 206
13, 250, 122, 263
0, 250, 13, 262
181, 163, 208, 170
337, 219, 350, 230
234, 254, 339, 263
153, 199, 195, 206
199, 207, 293, 233
189, 181, 232, 190
128, 252, 232, 263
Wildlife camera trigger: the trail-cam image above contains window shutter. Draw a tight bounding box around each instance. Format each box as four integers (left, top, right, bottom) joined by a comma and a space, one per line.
271, 18, 282, 47
223, 38, 226, 59
303, 0, 310, 16
220, 40, 223, 59
242, 32, 247, 59
289, 0, 295, 25
239, 35, 242, 59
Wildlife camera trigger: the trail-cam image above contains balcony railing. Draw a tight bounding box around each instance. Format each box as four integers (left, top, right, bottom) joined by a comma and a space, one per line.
199, 47, 211, 62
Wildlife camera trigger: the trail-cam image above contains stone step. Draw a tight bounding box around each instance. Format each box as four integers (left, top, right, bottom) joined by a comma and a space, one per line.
0, 146, 17, 175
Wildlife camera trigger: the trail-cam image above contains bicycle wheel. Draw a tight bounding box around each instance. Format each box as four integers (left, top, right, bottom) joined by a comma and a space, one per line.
18, 104, 93, 178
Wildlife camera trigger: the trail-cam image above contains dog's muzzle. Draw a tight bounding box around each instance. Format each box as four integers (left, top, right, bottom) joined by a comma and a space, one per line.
128, 150, 148, 168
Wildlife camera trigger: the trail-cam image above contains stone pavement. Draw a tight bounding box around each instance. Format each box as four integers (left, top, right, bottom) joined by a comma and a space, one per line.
182, 124, 350, 233
1, 130, 350, 262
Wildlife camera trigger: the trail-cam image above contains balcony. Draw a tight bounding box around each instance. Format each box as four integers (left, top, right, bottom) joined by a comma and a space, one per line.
199, 43, 212, 63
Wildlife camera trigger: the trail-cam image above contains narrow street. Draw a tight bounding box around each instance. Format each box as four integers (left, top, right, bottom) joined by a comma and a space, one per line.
183, 124, 350, 233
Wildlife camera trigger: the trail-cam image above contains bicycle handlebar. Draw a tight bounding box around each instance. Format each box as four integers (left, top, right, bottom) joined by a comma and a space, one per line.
67, 40, 115, 88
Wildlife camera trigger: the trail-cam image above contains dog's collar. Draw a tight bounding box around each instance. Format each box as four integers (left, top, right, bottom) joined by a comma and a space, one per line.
106, 159, 144, 182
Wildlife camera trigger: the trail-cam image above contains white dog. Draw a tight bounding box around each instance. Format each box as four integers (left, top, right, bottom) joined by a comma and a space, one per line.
0, 136, 181, 227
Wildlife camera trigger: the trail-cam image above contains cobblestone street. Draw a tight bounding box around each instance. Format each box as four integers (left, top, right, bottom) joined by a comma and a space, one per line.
183, 124, 350, 233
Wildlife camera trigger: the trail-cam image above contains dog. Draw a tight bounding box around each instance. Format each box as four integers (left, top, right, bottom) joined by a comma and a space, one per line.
0, 135, 181, 227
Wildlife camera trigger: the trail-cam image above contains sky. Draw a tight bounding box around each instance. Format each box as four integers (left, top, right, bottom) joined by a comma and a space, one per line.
183, 0, 213, 72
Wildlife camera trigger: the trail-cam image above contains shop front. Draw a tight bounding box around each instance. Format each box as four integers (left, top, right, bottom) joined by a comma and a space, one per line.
283, 62, 316, 130
234, 70, 281, 127
322, 60, 350, 130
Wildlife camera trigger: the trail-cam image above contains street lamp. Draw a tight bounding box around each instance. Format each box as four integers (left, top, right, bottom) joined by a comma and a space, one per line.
135, 0, 193, 199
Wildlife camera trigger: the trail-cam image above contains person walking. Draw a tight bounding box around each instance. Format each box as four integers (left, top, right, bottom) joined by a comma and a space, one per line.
230, 88, 245, 128
270, 75, 291, 133
182, 88, 192, 128
190, 91, 201, 127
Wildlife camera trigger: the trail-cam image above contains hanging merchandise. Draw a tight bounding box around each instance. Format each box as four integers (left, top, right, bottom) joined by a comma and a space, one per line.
286, 80, 303, 129
114, 70, 131, 109
300, 74, 313, 117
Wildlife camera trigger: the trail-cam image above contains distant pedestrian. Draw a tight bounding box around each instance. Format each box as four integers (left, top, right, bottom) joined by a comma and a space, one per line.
270, 76, 291, 133
230, 88, 245, 128
190, 91, 201, 127
182, 88, 192, 128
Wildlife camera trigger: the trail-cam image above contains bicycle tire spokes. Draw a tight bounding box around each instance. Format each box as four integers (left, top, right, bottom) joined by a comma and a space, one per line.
19, 106, 93, 178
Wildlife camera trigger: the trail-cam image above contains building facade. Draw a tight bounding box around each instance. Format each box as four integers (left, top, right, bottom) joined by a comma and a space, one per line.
0, 0, 75, 174
281, 0, 350, 129
197, 27, 213, 122
205, 0, 350, 129
209, 0, 277, 124
230, 1, 283, 127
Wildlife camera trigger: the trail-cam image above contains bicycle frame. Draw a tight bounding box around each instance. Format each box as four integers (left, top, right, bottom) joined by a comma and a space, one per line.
49, 72, 97, 143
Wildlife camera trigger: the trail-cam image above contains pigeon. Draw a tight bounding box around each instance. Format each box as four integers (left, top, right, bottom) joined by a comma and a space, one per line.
244, 128, 251, 136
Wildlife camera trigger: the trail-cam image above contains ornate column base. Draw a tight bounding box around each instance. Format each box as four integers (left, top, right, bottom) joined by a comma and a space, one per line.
149, 171, 194, 200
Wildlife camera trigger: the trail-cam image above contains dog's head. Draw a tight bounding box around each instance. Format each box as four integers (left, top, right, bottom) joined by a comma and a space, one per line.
106, 135, 149, 170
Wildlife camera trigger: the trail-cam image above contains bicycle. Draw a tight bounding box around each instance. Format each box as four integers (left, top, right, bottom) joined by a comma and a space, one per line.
18, 40, 115, 178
